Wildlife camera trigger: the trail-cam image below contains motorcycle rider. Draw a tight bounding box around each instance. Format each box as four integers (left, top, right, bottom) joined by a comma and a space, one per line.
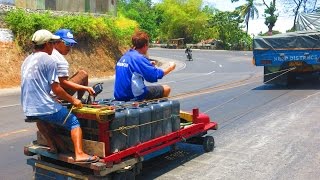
185, 47, 193, 61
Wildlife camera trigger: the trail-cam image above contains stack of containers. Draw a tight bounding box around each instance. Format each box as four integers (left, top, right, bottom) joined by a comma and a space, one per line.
169, 100, 181, 131
109, 108, 127, 153
159, 99, 172, 135
138, 104, 152, 143
125, 106, 140, 147
148, 101, 164, 138
91, 98, 181, 153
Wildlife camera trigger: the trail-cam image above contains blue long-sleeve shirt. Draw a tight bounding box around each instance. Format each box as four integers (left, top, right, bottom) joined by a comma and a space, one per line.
114, 49, 164, 101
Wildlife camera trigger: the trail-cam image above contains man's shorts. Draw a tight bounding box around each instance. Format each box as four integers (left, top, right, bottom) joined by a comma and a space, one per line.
37, 107, 80, 131
145, 85, 164, 100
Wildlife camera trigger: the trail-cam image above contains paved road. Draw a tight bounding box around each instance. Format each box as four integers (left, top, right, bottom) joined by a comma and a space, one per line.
0, 48, 320, 179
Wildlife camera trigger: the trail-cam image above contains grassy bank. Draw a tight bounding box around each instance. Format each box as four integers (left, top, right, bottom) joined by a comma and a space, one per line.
0, 9, 138, 88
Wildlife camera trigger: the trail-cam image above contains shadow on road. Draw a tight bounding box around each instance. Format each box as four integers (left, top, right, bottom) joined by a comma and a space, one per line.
253, 74, 320, 90
136, 143, 206, 179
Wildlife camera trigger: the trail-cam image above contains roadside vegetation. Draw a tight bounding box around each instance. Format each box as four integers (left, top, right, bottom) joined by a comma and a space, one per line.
4, 9, 137, 52
2, 0, 320, 88
1, 10, 138, 88
118, 0, 252, 50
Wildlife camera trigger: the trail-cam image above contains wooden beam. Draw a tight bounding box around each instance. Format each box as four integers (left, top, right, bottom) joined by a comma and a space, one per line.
180, 110, 193, 122
37, 131, 106, 157
25, 144, 106, 171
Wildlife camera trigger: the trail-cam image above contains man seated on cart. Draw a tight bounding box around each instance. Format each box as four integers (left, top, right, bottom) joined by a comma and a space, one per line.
21, 29, 99, 163
114, 30, 176, 101
51, 29, 95, 103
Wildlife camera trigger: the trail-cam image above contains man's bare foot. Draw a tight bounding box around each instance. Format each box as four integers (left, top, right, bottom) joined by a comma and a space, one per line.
75, 153, 99, 163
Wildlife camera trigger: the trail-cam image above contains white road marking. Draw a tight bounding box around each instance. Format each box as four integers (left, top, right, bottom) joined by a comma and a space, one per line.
219, 64, 223, 67
158, 70, 216, 84
206, 71, 215, 75
0, 129, 29, 138
0, 104, 20, 109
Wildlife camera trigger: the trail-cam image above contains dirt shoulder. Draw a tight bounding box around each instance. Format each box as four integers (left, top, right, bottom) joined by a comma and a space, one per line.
0, 39, 126, 89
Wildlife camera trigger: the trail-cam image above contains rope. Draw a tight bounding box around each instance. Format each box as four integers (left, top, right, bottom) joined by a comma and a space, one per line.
263, 67, 296, 76
203, 67, 296, 114
62, 105, 75, 125
264, 67, 296, 84
94, 106, 114, 123
109, 114, 180, 136
66, 67, 296, 127
111, 67, 295, 107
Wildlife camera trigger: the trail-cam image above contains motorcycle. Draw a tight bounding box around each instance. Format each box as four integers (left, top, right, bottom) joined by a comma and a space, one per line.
185, 48, 193, 61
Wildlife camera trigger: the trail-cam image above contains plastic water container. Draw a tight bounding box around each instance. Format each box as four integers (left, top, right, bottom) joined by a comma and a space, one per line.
138, 104, 152, 143
148, 102, 163, 138
170, 100, 180, 132
95, 98, 114, 105
159, 99, 172, 135
110, 108, 127, 153
110, 100, 125, 109
125, 107, 140, 147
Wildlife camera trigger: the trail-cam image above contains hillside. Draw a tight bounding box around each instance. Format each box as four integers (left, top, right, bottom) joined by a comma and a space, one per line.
0, 38, 126, 88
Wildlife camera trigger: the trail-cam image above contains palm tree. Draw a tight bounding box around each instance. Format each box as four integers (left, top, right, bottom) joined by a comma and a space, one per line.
237, 0, 259, 34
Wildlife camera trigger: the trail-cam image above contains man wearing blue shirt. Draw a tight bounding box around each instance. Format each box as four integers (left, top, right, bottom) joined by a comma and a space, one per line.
114, 31, 176, 101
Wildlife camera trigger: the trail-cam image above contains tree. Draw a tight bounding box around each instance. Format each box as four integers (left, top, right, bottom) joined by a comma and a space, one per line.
117, 0, 160, 40
156, 0, 208, 43
208, 10, 252, 50
234, 0, 259, 34
280, 0, 319, 29
262, 0, 278, 35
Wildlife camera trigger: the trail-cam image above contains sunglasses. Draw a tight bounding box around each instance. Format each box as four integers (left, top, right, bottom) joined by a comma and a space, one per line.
62, 40, 75, 47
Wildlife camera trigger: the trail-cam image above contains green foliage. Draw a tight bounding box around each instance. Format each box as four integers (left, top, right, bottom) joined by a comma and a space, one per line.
116, 0, 253, 50
117, 0, 159, 40
4, 10, 137, 51
156, 0, 209, 43
235, 0, 259, 33
110, 14, 139, 46
263, 1, 278, 33
4, 1, 256, 51
208, 10, 251, 50
258, 30, 282, 36
4, 9, 53, 48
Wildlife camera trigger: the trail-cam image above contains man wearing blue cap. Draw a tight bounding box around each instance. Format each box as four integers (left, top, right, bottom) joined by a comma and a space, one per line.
52, 29, 95, 101
21, 29, 99, 163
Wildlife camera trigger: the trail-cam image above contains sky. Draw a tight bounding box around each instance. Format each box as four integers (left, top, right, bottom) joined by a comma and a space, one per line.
207, 0, 298, 35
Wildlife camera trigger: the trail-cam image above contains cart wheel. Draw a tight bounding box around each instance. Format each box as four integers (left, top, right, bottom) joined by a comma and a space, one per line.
203, 136, 215, 152
171, 144, 178, 151
113, 170, 135, 180
113, 172, 126, 180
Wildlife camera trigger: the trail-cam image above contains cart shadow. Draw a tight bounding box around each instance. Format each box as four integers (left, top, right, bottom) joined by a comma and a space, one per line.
136, 143, 205, 179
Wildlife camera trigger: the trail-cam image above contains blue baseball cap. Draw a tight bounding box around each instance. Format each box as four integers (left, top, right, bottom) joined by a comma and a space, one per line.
54, 29, 77, 44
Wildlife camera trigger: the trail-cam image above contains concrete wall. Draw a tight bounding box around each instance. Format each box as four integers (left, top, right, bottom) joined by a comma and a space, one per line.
0, 0, 116, 14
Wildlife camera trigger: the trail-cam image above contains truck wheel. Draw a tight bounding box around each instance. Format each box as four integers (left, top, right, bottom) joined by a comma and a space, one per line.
203, 136, 215, 152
